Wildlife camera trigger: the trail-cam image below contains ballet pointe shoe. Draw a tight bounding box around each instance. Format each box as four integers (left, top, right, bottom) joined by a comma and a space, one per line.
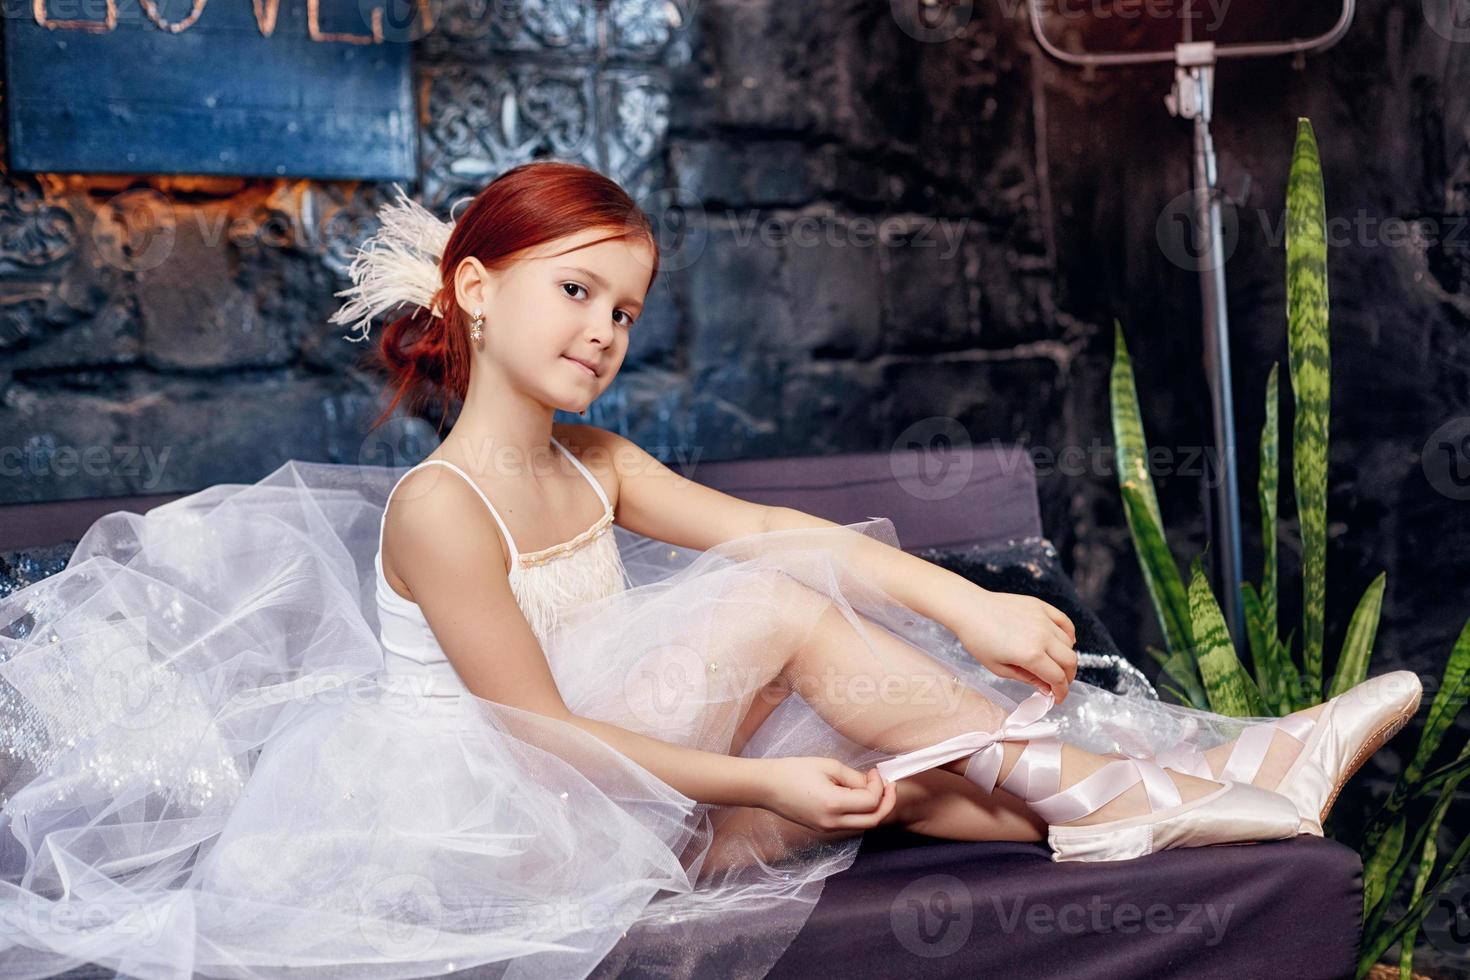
1024, 756, 1302, 863
874, 690, 1303, 863
1157, 670, 1423, 836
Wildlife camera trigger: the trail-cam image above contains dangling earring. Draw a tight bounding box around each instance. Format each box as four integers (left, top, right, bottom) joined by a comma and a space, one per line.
468, 309, 485, 343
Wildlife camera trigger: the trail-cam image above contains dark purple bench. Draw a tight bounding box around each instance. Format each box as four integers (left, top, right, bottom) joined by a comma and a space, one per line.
0, 444, 1363, 979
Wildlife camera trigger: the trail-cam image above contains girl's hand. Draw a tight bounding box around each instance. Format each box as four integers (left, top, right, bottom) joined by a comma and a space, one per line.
951, 590, 1079, 703
760, 758, 897, 833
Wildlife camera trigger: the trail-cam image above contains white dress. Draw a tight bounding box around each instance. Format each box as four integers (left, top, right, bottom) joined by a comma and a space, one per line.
0, 440, 1250, 980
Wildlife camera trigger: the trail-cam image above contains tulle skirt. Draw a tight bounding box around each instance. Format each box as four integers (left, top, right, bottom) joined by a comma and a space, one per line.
0, 460, 1258, 979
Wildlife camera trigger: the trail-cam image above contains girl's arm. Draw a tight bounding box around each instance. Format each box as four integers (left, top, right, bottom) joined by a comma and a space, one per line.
763, 504, 1000, 629
561, 714, 764, 805
568, 424, 1079, 700
385, 464, 894, 829
573, 423, 1066, 637
764, 505, 1081, 700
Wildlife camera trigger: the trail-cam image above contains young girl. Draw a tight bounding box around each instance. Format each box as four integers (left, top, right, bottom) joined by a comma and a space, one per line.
0, 161, 1421, 980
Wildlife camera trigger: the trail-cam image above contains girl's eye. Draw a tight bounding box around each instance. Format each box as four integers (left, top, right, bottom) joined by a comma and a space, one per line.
562, 283, 635, 329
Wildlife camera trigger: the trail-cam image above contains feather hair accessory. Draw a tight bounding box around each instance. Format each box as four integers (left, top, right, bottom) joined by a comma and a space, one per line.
329, 183, 455, 343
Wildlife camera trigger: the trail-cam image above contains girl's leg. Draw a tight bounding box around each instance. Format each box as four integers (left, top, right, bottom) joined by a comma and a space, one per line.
745, 573, 1314, 825
699, 571, 1307, 872
729, 674, 1045, 840
694, 767, 1043, 882
776, 597, 1223, 827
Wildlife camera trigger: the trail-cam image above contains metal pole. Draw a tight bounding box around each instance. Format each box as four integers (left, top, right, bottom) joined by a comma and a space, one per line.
1024, 1, 1354, 651
1184, 60, 1246, 645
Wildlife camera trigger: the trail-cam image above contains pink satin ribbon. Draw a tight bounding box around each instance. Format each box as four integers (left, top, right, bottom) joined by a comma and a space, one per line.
875, 690, 1060, 784
1101, 715, 1216, 779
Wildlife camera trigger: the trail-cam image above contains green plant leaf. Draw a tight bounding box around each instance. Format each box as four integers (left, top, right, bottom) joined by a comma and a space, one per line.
1275, 627, 1310, 709
1241, 582, 1275, 706
1362, 619, 1470, 858
1121, 483, 1205, 704
1398, 834, 1436, 979
1244, 580, 1300, 714
1364, 634, 1470, 850
1363, 817, 1405, 918
1360, 781, 1470, 974
1112, 323, 1196, 655
1360, 627, 1470, 967
1258, 362, 1284, 696
1286, 117, 1331, 699
1187, 555, 1269, 716
1405, 616, 1470, 787
1158, 678, 1195, 706
1111, 321, 1167, 535
1143, 645, 1204, 707
1411, 751, 1470, 801
1327, 572, 1386, 699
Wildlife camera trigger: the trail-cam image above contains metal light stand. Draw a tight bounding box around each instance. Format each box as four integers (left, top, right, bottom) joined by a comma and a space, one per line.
1024, 1, 1355, 644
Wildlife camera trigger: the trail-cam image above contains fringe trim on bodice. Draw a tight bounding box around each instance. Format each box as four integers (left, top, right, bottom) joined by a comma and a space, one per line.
509, 519, 626, 646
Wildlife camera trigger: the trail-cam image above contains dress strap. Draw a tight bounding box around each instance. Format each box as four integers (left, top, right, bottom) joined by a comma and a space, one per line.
550, 435, 612, 513
379, 459, 521, 576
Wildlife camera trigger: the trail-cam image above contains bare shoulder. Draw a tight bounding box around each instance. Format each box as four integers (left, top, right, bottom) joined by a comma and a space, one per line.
381, 464, 514, 596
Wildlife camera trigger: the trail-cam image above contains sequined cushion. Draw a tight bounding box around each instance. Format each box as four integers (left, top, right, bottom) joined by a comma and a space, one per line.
914, 536, 1157, 701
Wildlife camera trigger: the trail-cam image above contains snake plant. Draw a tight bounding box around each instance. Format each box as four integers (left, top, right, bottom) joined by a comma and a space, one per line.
1110, 117, 1469, 978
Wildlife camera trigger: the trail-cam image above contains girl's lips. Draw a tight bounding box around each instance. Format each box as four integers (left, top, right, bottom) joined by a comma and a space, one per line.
563, 356, 597, 377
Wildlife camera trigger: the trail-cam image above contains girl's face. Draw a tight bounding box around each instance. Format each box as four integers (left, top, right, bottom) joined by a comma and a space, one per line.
464, 227, 654, 412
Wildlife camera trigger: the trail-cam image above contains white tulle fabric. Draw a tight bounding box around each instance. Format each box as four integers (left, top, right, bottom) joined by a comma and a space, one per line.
1, 456, 1269, 980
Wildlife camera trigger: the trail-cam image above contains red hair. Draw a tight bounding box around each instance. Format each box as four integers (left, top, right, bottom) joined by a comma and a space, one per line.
365, 160, 659, 434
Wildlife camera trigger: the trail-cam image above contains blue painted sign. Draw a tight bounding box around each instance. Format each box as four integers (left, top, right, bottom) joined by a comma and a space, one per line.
5, 0, 420, 180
